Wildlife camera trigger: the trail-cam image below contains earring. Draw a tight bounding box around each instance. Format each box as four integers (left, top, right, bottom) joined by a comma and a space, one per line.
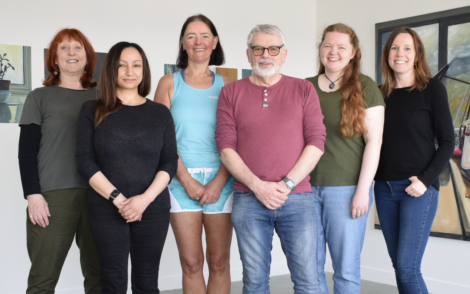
54, 64, 59, 75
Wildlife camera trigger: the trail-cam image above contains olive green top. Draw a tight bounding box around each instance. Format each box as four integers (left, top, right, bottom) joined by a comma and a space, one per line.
307, 74, 385, 186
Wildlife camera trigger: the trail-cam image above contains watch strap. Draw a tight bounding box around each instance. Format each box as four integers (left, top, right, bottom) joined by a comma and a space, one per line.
109, 189, 121, 202
282, 177, 296, 190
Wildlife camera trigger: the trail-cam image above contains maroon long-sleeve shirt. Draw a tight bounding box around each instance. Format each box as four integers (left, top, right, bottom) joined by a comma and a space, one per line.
215, 75, 326, 193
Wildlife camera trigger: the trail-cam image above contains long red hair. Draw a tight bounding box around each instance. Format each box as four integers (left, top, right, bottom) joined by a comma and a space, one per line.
380, 27, 431, 98
318, 23, 366, 138
44, 28, 97, 88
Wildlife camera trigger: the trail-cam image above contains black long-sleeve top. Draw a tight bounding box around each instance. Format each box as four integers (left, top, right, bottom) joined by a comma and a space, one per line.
18, 124, 42, 197
375, 78, 455, 190
76, 99, 178, 210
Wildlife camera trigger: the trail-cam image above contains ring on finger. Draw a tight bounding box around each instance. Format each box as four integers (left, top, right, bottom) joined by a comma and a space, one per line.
30, 215, 33, 218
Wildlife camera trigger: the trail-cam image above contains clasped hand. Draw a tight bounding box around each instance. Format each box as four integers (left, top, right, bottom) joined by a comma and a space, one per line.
253, 180, 289, 210
117, 195, 151, 223
182, 177, 224, 206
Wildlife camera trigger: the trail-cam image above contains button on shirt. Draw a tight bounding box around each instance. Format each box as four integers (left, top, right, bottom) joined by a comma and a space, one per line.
215, 75, 326, 194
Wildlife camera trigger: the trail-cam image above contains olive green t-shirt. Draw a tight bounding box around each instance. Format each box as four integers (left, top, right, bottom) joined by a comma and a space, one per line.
19, 86, 98, 193
307, 74, 385, 186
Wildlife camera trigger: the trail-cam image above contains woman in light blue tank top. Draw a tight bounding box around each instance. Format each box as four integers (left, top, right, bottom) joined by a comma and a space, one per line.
154, 14, 234, 294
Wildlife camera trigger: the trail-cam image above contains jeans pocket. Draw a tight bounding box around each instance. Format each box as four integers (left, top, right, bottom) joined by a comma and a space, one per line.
233, 190, 252, 197
429, 186, 439, 199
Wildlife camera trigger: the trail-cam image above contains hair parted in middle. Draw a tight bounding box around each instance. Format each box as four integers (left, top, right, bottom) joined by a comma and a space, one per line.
380, 27, 431, 99
94, 42, 151, 127
318, 23, 366, 138
176, 14, 225, 69
44, 28, 97, 88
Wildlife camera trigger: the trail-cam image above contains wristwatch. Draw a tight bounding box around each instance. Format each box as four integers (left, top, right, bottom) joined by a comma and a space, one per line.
282, 177, 296, 191
109, 189, 121, 203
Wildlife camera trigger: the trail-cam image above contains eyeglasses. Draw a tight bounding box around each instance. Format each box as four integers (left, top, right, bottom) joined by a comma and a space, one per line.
250, 44, 284, 56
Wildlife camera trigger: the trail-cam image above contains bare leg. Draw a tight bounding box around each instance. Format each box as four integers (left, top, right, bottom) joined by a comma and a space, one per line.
204, 213, 233, 294
171, 212, 206, 294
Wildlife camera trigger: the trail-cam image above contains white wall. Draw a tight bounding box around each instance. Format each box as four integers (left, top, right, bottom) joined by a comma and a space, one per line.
316, 1, 470, 293
0, 0, 316, 293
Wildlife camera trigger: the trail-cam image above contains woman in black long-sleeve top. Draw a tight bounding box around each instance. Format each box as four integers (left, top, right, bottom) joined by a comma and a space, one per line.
76, 42, 178, 294
374, 27, 454, 294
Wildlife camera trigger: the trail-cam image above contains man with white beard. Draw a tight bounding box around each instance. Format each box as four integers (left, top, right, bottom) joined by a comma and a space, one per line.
215, 24, 326, 294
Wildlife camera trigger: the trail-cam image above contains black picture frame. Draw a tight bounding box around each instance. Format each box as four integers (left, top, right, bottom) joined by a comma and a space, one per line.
375, 5, 470, 85
375, 6, 470, 241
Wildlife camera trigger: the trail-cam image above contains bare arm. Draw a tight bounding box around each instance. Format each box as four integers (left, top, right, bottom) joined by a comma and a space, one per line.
119, 171, 171, 222
350, 105, 384, 219
153, 73, 206, 201
284, 145, 324, 188
88, 172, 127, 209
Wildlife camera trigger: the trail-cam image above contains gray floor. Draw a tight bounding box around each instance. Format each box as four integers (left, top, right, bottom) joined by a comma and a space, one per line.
161, 272, 398, 293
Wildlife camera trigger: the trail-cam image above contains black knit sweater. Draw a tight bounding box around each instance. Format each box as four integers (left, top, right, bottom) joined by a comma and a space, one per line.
76, 99, 178, 210
375, 78, 455, 190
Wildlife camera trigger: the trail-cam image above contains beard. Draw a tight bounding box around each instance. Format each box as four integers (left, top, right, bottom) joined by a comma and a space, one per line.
251, 58, 281, 77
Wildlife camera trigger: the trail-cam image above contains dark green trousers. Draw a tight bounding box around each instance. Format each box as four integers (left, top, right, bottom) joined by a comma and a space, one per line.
26, 188, 101, 294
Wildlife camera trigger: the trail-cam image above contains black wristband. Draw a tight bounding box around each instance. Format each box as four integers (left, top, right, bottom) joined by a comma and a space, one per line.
109, 189, 121, 203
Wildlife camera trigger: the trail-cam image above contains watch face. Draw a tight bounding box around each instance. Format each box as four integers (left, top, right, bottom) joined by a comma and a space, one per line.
110, 189, 120, 198
286, 180, 295, 189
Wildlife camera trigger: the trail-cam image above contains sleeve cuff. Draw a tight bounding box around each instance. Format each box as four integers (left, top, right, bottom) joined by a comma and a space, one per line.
217, 142, 237, 154
417, 174, 432, 189
305, 138, 325, 153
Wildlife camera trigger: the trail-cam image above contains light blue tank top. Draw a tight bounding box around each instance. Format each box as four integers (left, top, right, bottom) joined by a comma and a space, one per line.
171, 71, 225, 167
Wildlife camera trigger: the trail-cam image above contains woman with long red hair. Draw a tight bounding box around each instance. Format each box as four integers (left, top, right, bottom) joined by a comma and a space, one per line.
18, 28, 100, 293
374, 27, 454, 294
306, 23, 385, 293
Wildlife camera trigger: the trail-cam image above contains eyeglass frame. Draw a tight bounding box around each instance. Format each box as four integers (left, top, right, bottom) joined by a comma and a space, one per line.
249, 44, 285, 56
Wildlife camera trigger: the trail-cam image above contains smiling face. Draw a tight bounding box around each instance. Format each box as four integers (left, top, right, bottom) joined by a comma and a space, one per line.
320, 31, 355, 75
181, 21, 218, 64
117, 47, 143, 91
247, 32, 286, 77
388, 33, 416, 76
55, 38, 87, 75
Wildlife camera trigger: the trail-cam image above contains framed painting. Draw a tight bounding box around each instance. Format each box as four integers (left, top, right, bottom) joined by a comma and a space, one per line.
375, 5, 470, 241
0, 44, 32, 123
215, 67, 238, 81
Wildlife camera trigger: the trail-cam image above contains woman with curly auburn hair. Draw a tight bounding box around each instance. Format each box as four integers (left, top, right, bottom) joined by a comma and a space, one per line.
374, 27, 454, 294
18, 28, 100, 294
306, 23, 385, 293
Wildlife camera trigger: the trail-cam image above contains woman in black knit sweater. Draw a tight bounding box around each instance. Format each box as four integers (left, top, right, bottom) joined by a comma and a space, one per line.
76, 42, 178, 293
374, 27, 454, 294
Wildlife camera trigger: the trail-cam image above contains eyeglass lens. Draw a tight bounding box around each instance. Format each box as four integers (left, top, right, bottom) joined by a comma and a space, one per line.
252, 46, 281, 56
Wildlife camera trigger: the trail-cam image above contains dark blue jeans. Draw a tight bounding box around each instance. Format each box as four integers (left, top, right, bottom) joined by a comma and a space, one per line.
88, 200, 170, 294
374, 179, 438, 294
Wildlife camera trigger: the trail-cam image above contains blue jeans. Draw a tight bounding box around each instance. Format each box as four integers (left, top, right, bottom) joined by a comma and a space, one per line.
374, 180, 438, 294
311, 185, 373, 294
231, 190, 321, 294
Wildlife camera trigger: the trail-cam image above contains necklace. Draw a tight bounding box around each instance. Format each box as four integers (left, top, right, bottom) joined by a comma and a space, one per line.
324, 73, 343, 89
